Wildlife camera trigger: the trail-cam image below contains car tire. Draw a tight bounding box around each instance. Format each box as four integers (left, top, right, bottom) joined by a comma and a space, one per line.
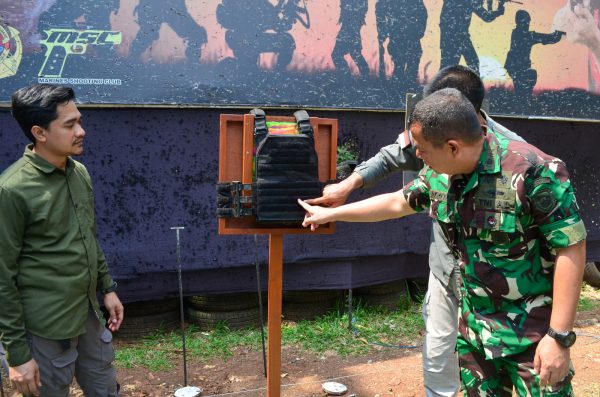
583, 262, 600, 288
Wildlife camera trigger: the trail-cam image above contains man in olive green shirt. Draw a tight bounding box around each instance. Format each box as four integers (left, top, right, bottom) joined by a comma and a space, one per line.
0, 84, 123, 396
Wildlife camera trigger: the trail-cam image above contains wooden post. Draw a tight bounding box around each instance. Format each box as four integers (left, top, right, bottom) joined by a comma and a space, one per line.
218, 113, 337, 397
267, 233, 284, 397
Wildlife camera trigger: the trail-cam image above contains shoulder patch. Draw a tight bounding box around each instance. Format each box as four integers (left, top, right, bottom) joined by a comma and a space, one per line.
532, 187, 557, 213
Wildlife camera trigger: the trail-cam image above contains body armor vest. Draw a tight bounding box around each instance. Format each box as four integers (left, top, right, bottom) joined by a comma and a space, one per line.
217, 109, 322, 225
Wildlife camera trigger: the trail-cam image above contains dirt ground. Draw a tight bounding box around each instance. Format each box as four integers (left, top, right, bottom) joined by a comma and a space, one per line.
112, 311, 600, 397
3, 295, 600, 397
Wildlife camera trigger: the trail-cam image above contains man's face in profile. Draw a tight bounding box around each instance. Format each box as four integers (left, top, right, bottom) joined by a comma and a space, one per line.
410, 122, 455, 175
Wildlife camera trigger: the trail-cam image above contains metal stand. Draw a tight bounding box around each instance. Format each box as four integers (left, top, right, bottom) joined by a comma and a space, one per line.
171, 226, 202, 397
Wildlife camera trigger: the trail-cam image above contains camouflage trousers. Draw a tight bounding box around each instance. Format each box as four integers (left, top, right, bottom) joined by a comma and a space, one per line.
457, 336, 574, 396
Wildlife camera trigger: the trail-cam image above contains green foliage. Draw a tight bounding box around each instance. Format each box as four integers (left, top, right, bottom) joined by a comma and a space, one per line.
337, 137, 360, 164
337, 145, 358, 163
114, 299, 424, 370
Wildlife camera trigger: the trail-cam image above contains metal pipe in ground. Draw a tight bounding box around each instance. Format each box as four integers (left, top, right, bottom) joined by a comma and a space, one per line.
171, 226, 202, 397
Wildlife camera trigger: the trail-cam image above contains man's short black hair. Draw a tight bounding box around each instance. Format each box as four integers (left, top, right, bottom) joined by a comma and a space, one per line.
410, 88, 482, 148
423, 65, 485, 112
11, 84, 76, 144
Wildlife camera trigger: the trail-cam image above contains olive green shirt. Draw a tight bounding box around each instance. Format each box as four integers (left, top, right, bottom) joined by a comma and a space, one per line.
0, 145, 114, 366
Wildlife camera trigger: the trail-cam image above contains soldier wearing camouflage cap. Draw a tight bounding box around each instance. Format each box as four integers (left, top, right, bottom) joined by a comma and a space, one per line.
299, 88, 586, 395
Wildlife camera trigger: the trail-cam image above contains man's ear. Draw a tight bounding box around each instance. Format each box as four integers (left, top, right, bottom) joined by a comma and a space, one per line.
447, 139, 460, 156
31, 126, 46, 143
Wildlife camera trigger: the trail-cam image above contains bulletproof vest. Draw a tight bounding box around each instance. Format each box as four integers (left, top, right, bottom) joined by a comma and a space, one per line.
217, 109, 322, 225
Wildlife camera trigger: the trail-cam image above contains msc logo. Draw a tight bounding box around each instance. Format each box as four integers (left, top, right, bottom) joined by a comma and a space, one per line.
39, 29, 122, 78
0, 24, 23, 80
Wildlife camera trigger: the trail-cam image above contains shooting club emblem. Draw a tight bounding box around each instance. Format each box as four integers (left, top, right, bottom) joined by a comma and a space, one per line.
39, 28, 122, 78
0, 24, 23, 80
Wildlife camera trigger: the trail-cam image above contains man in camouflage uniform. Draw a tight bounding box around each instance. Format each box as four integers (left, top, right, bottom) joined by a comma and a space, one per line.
299, 88, 587, 395
308, 65, 524, 396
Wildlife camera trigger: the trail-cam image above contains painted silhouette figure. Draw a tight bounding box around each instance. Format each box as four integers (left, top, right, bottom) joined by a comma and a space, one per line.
376, 0, 427, 86
38, 0, 118, 30
332, 0, 369, 76
505, 10, 564, 97
439, 0, 506, 73
130, 0, 207, 64
217, 0, 308, 72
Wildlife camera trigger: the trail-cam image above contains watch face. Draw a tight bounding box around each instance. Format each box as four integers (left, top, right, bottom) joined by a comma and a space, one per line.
549, 328, 577, 347
563, 332, 577, 347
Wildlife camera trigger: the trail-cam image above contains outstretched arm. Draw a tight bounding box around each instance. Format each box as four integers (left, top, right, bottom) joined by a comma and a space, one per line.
306, 131, 422, 208
298, 190, 416, 230
531, 30, 564, 46
305, 171, 364, 208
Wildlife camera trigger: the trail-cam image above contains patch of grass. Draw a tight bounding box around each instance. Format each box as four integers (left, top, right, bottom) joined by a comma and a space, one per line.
114, 299, 425, 370
579, 283, 600, 312
115, 342, 174, 371
115, 324, 263, 370
183, 324, 263, 358
578, 295, 600, 312
282, 299, 424, 356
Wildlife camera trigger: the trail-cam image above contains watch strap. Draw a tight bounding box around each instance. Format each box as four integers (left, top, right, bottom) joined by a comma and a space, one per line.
101, 281, 118, 294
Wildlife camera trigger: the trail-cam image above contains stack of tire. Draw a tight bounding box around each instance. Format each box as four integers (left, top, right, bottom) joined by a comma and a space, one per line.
584, 262, 600, 288
185, 292, 265, 331
354, 280, 411, 311
282, 290, 340, 322
114, 298, 180, 339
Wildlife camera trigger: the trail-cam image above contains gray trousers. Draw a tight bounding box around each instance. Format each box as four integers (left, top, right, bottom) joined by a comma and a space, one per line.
422, 271, 460, 397
29, 309, 118, 397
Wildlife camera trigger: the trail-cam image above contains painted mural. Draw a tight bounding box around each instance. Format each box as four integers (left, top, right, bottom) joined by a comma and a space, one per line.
0, 0, 599, 119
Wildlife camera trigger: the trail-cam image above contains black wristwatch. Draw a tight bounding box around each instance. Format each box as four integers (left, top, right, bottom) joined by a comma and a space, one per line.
547, 327, 576, 348
101, 281, 118, 295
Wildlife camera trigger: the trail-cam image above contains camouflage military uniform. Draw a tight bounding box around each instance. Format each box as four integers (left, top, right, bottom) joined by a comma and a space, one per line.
403, 131, 587, 395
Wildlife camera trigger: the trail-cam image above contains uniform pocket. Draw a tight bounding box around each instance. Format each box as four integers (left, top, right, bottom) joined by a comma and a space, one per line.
100, 327, 115, 364
50, 345, 78, 388
474, 210, 522, 257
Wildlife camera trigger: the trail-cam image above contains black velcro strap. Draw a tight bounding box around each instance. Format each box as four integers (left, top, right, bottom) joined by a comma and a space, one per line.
250, 108, 268, 148
216, 182, 254, 218
294, 110, 313, 137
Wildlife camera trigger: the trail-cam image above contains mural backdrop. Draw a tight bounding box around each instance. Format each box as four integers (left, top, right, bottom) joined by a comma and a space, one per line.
1, 0, 600, 119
